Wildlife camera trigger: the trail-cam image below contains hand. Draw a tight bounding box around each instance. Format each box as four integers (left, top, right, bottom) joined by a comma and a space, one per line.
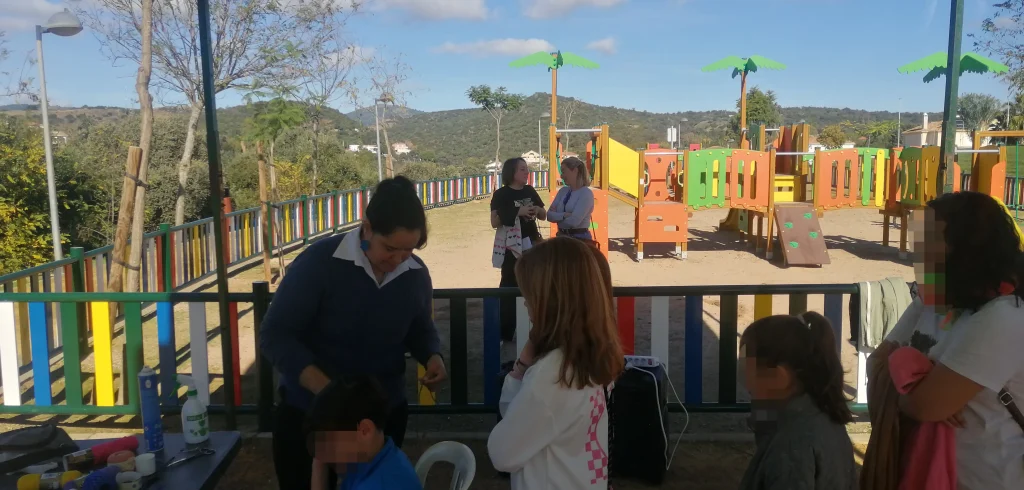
527, 206, 539, 218
517, 206, 532, 217
943, 410, 966, 429
518, 339, 536, 367
420, 354, 447, 391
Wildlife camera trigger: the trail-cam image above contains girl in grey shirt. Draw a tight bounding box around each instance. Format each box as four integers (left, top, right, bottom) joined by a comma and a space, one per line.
548, 156, 595, 241
739, 312, 858, 490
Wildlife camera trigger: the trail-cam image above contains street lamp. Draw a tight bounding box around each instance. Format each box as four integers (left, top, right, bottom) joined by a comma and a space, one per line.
373, 97, 387, 182
36, 8, 83, 260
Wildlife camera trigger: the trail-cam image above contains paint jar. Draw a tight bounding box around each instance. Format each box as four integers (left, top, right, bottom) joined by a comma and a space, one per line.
16, 471, 82, 490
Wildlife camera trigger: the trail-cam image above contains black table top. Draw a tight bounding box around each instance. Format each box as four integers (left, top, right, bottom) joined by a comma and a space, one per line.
2, 432, 241, 490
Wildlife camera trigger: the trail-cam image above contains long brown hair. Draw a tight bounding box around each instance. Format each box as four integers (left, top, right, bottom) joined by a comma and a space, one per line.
740, 312, 853, 424
515, 237, 624, 389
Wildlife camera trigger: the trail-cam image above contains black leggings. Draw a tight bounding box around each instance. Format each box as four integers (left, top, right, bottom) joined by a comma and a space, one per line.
271, 399, 409, 490
499, 252, 518, 342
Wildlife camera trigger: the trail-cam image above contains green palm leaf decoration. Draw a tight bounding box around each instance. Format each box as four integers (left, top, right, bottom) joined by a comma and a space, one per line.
898, 52, 1009, 83
509, 51, 558, 70
702, 55, 787, 79
560, 52, 600, 69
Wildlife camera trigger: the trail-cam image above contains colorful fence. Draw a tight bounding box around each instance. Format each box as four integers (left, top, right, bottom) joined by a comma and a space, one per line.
0, 282, 868, 432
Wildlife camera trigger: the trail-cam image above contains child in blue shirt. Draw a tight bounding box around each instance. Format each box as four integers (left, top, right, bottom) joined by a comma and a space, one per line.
306, 375, 423, 490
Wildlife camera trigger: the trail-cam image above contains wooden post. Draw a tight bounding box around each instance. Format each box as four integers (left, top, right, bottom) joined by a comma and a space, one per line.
106, 146, 143, 297
257, 141, 272, 282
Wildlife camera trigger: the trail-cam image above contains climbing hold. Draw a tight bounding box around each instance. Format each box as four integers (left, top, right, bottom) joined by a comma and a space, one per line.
803, 212, 813, 219
789, 241, 799, 248
784, 222, 794, 229
809, 231, 819, 239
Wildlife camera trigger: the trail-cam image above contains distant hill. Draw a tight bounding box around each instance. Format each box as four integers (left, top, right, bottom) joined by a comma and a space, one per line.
346, 106, 422, 126
383, 93, 926, 166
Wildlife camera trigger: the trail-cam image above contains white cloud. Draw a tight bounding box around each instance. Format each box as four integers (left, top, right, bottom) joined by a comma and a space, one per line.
523, 0, 624, 19
0, 0, 66, 31
433, 38, 554, 57
328, 45, 376, 65
366, 0, 489, 20
992, 16, 1019, 30
586, 37, 616, 55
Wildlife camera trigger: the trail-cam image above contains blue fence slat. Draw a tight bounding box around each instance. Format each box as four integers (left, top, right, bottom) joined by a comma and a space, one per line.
684, 295, 703, 404
483, 297, 501, 406
823, 294, 844, 353
28, 302, 51, 405
156, 302, 177, 405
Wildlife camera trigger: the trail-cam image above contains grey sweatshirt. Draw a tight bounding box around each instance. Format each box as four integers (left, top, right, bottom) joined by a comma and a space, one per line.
739, 395, 858, 490
547, 186, 594, 230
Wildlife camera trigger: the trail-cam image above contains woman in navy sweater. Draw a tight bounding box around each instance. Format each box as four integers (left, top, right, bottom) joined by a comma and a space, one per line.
260, 176, 446, 490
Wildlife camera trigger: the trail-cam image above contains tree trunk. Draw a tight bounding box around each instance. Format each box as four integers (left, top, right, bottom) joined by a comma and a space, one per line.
106, 147, 143, 296
125, 0, 154, 293
257, 141, 271, 282
240, 140, 247, 154
311, 117, 320, 194
174, 102, 203, 225
381, 126, 395, 178
269, 139, 286, 279
739, 71, 748, 150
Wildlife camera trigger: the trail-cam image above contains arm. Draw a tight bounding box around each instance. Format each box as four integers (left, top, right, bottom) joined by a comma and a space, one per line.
529, 187, 547, 221
404, 270, 442, 366
901, 301, 1023, 422
491, 189, 521, 227
259, 247, 331, 394
546, 188, 566, 223
310, 459, 330, 490
559, 188, 594, 229
487, 376, 560, 472
490, 210, 501, 229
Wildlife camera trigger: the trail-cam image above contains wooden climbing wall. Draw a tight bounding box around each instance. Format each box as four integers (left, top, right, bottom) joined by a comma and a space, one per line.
774, 203, 830, 266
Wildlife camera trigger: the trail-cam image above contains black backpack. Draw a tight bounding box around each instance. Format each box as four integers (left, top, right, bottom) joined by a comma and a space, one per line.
0, 424, 79, 474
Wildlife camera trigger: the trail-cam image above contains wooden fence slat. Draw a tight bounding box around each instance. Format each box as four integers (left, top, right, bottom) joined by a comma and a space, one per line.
15, 278, 30, 364
449, 298, 468, 406
824, 294, 844, 354
157, 302, 177, 405
90, 301, 114, 406
59, 302, 83, 407
0, 302, 21, 406
754, 294, 772, 320
483, 298, 500, 406
684, 295, 703, 404
650, 297, 670, 369
29, 302, 51, 405
788, 293, 808, 315
718, 294, 739, 404
188, 302, 210, 406
616, 297, 635, 355
123, 302, 144, 411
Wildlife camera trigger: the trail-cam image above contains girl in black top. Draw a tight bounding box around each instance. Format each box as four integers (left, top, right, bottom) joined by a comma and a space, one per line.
490, 157, 546, 342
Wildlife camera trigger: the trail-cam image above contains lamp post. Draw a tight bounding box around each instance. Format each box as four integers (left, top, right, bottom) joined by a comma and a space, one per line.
898, 98, 902, 147
373, 98, 384, 182
36, 8, 83, 260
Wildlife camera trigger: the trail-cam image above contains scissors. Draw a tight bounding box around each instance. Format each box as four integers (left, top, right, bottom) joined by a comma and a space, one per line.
164, 447, 216, 469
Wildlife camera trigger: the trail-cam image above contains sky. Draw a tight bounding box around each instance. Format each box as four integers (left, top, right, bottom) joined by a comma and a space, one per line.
0, 0, 1015, 116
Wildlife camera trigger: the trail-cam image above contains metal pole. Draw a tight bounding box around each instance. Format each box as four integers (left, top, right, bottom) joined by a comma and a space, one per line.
537, 119, 542, 156
196, 0, 236, 430
937, 0, 965, 197
374, 101, 382, 182
36, 26, 63, 260
897, 98, 902, 147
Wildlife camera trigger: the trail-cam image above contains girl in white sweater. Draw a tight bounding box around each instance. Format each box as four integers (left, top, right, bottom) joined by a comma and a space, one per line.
487, 237, 624, 490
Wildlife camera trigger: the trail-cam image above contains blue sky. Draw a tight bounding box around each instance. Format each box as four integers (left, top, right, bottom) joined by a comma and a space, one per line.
0, 0, 1014, 114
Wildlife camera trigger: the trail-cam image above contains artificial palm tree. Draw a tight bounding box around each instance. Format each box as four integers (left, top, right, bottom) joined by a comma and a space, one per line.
701, 56, 786, 149
509, 51, 599, 127
897, 52, 1009, 83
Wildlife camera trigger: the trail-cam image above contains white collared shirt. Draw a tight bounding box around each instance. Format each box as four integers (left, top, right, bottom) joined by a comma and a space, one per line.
332, 231, 422, 288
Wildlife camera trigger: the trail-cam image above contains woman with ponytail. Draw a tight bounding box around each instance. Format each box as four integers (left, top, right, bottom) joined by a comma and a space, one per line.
738, 312, 857, 490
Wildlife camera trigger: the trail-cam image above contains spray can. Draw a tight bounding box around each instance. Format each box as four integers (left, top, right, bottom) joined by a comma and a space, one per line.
138, 366, 164, 452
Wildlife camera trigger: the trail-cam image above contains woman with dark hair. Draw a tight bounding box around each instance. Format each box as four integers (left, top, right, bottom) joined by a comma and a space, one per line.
870, 191, 1024, 490
738, 312, 857, 490
547, 156, 595, 241
490, 157, 546, 343
261, 176, 447, 490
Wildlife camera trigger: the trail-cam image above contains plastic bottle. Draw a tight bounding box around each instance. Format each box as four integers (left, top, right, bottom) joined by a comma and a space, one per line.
138, 366, 164, 452
16, 471, 82, 490
177, 375, 209, 445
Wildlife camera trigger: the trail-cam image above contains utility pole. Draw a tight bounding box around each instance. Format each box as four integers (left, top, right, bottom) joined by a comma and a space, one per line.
937, 0, 965, 197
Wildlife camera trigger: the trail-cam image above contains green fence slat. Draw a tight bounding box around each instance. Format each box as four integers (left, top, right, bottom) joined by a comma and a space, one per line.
718, 294, 738, 405
123, 302, 144, 412
59, 302, 83, 407
788, 293, 808, 315
449, 298, 468, 406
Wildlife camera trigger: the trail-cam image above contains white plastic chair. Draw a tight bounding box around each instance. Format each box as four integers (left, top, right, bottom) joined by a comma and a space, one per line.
414, 441, 476, 490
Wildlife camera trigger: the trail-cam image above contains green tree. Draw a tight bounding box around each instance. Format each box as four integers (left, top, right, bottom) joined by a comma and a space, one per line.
730, 87, 782, 140
702, 55, 786, 148
244, 97, 306, 203
818, 124, 847, 149
467, 85, 526, 170
974, 2, 1024, 90
958, 93, 1002, 139
859, 120, 900, 148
